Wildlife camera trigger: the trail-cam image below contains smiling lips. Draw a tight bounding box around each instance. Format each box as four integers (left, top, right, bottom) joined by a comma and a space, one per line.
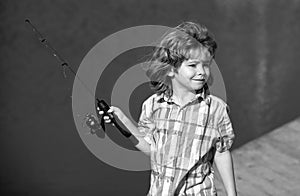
193, 78, 205, 82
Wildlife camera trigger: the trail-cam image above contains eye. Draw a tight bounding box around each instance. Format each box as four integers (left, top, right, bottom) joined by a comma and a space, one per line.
188, 64, 196, 67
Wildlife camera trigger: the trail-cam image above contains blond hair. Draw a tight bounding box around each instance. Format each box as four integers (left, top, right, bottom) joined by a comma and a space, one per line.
145, 22, 217, 96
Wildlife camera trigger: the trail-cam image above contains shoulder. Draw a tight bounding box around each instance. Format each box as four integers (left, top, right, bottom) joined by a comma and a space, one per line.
142, 93, 161, 105
209, 94, 227, 106
139, 93, 163, 117
208, 94, 230, 113
140, 93, 162, 110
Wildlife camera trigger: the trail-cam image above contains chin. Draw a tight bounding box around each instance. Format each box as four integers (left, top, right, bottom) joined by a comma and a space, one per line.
194, 84, 205, 90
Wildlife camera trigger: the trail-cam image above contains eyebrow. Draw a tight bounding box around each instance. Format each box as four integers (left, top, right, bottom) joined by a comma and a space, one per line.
188, 59, 212, 64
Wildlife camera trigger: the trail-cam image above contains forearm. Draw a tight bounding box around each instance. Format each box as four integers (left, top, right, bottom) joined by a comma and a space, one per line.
214, 150, 237, 196
118, 114, 151, 156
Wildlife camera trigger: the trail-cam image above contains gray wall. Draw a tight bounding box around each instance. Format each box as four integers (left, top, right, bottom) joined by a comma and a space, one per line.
1, 0, 300, 195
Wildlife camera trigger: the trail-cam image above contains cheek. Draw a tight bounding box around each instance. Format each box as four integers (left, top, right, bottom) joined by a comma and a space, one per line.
179, 69, 193, 78
205, 67, 210, 75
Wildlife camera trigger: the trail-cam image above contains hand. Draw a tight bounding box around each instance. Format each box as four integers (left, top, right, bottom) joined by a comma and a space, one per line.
97, 106, 125, 124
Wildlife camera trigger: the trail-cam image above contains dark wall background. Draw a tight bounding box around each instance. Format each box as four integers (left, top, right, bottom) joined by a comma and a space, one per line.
1, 0, 300, 195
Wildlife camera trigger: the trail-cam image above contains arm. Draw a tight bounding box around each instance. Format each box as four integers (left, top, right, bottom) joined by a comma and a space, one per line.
103, 106, 151, 156
214, 150, 237, 196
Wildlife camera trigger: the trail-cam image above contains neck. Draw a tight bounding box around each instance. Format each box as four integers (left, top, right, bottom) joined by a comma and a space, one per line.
171, 88, 197, 106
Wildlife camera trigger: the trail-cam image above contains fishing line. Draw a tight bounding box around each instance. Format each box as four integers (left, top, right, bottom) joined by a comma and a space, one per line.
25, 19, 95, 99
25, 19, 135, 140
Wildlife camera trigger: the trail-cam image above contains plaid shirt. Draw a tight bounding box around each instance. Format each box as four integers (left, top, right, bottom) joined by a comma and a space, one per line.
138, 91, 234, 196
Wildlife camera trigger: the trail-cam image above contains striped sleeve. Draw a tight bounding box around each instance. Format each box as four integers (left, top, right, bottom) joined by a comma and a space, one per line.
215, 104, 235, 152
137, 97, 156, 145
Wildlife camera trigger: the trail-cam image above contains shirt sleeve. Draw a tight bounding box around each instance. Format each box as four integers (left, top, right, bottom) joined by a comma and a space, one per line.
215, 104, 235, 152
137, 98, 156, 145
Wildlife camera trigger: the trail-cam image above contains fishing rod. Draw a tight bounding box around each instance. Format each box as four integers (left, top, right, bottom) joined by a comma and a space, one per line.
25, 19, 133, 139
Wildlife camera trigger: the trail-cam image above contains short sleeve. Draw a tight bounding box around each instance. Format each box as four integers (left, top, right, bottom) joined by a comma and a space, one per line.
215, 104, 235, 152
137, 98, 156, 145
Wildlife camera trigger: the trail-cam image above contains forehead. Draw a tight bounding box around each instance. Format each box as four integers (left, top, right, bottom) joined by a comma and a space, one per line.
185, 47, 212, 62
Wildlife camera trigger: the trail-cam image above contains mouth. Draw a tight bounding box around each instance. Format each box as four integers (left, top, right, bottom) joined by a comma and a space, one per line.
192, 78, 206, 82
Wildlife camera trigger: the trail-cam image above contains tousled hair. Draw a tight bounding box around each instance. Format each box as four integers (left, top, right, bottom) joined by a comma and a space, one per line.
145, 21, 217, 96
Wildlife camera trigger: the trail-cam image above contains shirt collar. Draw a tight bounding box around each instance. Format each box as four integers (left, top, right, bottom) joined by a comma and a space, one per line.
156, 86, 210, 106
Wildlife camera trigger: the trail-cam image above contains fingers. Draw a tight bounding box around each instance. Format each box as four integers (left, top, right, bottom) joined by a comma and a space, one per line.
103, 118, 115, 126
96, 107, 113, 114
103, 115, 112, 123
98, 110, 104, 115
96, 106, 114, 124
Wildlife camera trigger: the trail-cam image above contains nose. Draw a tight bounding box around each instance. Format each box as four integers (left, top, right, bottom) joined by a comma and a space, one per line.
196, 64, 205, 75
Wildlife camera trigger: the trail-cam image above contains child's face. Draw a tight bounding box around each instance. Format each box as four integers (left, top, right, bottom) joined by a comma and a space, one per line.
169, 47, 212, 93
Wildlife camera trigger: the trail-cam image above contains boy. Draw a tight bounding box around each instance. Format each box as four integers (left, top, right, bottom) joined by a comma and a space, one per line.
100, 22, 236, 196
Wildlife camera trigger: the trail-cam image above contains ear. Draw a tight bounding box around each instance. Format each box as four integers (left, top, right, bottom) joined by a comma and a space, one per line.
167, 67, 175, 77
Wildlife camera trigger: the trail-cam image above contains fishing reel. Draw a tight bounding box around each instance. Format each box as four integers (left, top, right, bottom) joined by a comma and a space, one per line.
25, 19, 133, 140
84, 99, 132, 138
84, 114, 102, 135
